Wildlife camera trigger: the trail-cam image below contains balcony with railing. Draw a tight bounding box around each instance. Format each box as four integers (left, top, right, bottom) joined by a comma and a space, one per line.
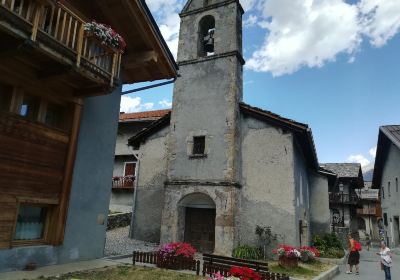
0, 0, 122, 89
356, 206, 382, 217
329, 192, 359, 205
112, 176, 135, 190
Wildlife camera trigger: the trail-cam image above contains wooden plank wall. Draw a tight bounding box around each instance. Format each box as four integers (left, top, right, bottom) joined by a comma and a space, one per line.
0, 111, 70, 248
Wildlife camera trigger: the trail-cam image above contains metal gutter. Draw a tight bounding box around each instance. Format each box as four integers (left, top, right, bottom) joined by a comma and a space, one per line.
122, 78, 176, 95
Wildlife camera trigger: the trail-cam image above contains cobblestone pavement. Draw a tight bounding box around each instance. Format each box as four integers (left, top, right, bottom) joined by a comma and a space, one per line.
334, 247, 400, 280
104, 226, 158, 256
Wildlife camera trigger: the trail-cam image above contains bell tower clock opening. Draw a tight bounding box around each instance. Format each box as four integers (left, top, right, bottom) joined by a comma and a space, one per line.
198, 15, 215, 57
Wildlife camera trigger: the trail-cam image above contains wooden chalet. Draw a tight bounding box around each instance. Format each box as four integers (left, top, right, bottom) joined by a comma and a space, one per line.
0, 0, 177, 268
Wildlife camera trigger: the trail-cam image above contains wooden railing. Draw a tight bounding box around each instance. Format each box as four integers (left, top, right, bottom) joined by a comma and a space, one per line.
112, 176, 135, 189
0, 0, 122, 86
132, 251, 289, 280
329, 192, 359, 204
132, 251, 201, 274
356, 208, 377, 215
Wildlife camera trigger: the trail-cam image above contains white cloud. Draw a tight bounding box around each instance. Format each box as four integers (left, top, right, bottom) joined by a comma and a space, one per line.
358, 0, 400, 47
369, 146, 377, 158
159, 99, 173, 108
120, 96, 154, 113
244, 14, 258, 27
347, 154, 370, 167
245, 0, 400, 76
147, 0, 183, 58
146, 0, 400, 76
240, 0, 257, 12
247, 0, 362, 76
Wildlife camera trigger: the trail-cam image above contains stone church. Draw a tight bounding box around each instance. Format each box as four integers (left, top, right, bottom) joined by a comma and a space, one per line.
128, 0, 331, 256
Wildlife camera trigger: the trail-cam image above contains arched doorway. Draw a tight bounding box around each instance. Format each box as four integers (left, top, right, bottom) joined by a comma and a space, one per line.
179, 193, 216, 253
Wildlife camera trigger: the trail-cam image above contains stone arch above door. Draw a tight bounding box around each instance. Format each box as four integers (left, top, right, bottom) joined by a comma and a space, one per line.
179, 192, 216, 209
160, 184, 236, 256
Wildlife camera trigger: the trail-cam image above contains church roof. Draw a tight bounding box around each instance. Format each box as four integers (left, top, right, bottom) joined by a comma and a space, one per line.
128, 102, 320, 170
372, 125, 400, 188
239, 103, 319, 169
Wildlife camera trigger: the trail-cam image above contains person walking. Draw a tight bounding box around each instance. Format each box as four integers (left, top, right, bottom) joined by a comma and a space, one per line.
346, 234, 360, 275
366, 234, 371, 251
377, 241, 393, 280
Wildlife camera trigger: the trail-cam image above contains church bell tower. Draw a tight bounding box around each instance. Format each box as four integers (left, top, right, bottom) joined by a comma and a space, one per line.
161, 0, 244, 256
167, 0, 244, 182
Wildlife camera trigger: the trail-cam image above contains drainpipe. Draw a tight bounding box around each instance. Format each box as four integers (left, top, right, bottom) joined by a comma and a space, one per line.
129, 152, 141, 238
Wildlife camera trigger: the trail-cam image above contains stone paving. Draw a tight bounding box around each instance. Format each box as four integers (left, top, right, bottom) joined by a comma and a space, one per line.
334, 247, 400, 280
104, 226, 158, 256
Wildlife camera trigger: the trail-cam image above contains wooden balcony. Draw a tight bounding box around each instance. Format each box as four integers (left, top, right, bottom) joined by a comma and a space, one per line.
356, 208, 377, 215
0, 0, 122, 92
357, 206, 382, 217
112, 176, 135, 190
329, 192, 359, 205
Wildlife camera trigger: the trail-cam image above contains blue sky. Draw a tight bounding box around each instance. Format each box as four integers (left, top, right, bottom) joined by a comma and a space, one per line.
121, 0, 400, 170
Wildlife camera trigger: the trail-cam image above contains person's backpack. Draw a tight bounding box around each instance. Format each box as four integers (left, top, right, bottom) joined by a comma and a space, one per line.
354, 241, 362, 251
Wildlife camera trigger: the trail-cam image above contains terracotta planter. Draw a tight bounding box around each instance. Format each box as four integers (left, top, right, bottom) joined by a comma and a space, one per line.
278, 256, 299, 269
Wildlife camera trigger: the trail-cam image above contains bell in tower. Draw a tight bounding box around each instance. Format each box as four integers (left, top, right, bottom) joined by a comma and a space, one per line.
203, 29, 215, 53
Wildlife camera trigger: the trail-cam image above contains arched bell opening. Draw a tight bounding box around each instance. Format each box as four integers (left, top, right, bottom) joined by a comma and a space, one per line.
198, 15, 215, 57
178, 192, 216, 253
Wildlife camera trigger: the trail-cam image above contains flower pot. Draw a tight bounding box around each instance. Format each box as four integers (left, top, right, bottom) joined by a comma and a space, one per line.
278, 256, 298, 269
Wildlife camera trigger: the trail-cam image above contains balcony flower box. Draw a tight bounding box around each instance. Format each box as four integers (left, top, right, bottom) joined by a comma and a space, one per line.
84, 21, 126, 52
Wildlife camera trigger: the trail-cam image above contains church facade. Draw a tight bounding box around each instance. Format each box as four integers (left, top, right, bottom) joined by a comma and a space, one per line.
129, 0, 331, 256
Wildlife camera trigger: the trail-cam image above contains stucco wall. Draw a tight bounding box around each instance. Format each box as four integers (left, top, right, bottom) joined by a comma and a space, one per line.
57, 88, 121, 264
168, 56, 242, 182
0, 87, 121, 272
380, 143, 400, 247
237, 116, 297, 247
131, 126, 170, 243
114, 122, 150, 155
293, 141, 311, 246
309, 173, 330, 237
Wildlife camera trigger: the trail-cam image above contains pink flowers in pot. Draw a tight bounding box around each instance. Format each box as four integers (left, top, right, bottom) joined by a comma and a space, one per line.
158, 242, 196, 259
273, 245, 301, 259
273, 244, 320, 262
84, 20, 126, 52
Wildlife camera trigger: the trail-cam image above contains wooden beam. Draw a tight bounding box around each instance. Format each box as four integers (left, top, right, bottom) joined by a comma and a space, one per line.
74, 85, 111, 97
0, 39, 37, 59
37, 65, 72, 80
53, 103, 82, 245
123, 51, 158, 69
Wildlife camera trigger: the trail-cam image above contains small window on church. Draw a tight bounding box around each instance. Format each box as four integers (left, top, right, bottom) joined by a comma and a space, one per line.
198, 15, 215, 57
193, 136, 206, 155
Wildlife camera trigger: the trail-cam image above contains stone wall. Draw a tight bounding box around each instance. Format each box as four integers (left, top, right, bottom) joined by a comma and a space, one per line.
309, 172, 331, 238
131, 126, 169, 243
237, 116, 297, 247
160, 184, 237, 256
381, 143, 400, 247
293, 140, 312, 246
107, 213, 132, 230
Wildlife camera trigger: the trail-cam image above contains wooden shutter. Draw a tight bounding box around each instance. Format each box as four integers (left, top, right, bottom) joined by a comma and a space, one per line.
124, 163, 136, 176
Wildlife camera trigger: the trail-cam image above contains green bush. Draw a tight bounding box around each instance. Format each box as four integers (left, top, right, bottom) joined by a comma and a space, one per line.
233, 245, 263, 260
313, 233, 345, 259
